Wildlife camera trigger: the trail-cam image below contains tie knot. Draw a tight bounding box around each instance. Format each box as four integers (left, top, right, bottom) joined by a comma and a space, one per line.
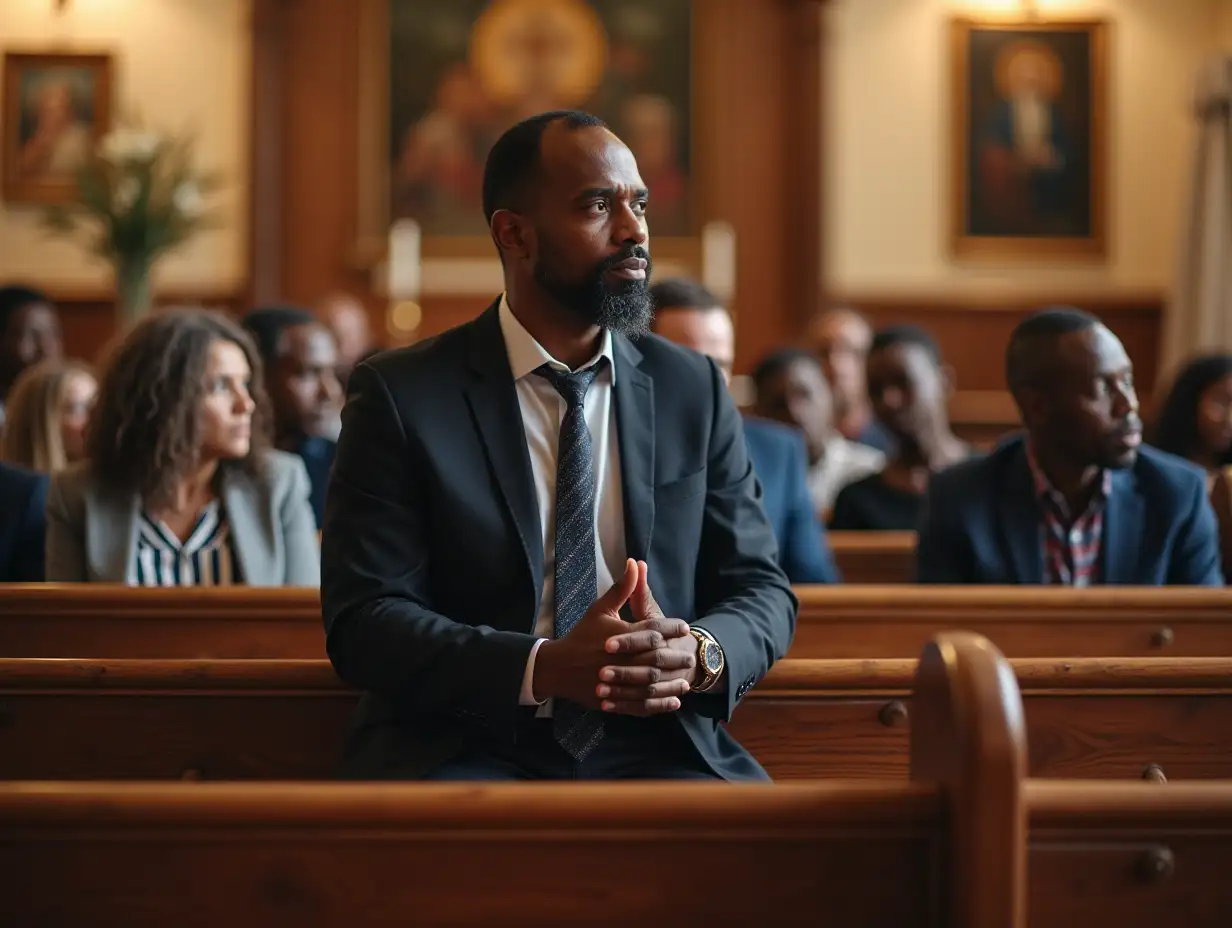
534, 359, 605, 408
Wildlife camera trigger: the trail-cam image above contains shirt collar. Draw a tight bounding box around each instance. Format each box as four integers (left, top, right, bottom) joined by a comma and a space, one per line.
1026, 440, 1111, 514
497, 292, 616, 385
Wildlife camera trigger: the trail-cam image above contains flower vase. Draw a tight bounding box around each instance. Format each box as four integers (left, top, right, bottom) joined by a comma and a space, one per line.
115, 256, 153, 327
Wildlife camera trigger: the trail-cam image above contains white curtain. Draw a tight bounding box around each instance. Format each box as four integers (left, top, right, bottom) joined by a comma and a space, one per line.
1161, 56, 1232, 385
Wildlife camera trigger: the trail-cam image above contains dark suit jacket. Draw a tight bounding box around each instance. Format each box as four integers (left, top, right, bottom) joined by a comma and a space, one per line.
917, 435, 1224, 586
742, 416, 839, 584
321, 302, 797, 780
0, 462, 48, 582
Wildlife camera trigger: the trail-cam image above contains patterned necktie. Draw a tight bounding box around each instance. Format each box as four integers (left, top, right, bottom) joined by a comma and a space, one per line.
534, 359, 606, 760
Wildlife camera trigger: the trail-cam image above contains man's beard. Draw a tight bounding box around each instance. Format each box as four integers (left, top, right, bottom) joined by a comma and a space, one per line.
533, 246, 654, 339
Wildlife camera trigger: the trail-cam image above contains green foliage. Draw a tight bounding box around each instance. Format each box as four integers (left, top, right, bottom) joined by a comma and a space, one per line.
40, 125, 222, 265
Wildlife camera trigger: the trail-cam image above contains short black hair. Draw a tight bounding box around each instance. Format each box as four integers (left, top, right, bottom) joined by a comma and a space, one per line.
752, 348, 821, 393
870, 325, 942, 365
1150, 353, 1232, 464
481, 110, 607, 223
241, 305, 318, 366
1005, 307, 1101, 393
649, 278, 722, 314
0, 285, 51, 337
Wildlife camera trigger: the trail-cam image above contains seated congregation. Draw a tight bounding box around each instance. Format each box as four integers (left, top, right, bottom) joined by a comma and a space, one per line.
1, 106, 1231, 926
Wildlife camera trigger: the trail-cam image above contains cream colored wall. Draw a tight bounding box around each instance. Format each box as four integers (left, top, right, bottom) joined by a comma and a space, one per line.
0, 0, 250, 292
825, 0, 1217, 298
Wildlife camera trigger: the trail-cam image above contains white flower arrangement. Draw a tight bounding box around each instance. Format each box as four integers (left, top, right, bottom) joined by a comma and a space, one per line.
43, 122, 223, 320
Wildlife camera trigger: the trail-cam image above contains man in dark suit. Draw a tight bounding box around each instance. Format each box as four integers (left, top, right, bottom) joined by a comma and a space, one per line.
321, 111, 796, 780
918, 308, 1223, 585
649, 277, 839, 583
0, 461, 48, 581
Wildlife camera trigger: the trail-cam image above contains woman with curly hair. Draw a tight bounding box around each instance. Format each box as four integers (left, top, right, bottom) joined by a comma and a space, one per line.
1151, 354, 1232, 581
0, 357, 96, 473
45, 308, 320, 586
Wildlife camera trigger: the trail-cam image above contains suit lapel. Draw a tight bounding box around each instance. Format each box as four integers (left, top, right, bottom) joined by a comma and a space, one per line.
89, 489, 139, 583
464, 303, 545, 613
613, 335, 654, 563
222, 469, 271, 586
997, 443, 1044, 583
1103, 469, 1143, 584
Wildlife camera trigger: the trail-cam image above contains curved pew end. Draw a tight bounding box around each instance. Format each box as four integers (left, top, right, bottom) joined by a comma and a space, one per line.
910, 632, 1028, 928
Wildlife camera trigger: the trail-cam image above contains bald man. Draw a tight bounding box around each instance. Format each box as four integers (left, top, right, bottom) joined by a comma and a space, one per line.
651, 278, 839, 583
807, 307, 894, 454
316, 292, 377, 389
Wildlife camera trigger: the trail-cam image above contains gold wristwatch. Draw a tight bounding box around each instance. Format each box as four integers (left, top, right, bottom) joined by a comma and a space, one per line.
689, 626, 725, 693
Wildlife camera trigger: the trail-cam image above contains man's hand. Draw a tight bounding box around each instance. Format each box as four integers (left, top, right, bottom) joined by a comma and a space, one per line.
598, 561, 699, 709
533, 559, 694, 715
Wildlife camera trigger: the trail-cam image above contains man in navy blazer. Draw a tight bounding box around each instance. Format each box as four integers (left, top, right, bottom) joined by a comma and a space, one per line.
650, 278, 839, 583
0, 461, 48, 581
918, 308, 1223, 586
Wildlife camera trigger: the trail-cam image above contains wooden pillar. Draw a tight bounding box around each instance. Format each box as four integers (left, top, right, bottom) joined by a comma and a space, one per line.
247, 0, 288, 308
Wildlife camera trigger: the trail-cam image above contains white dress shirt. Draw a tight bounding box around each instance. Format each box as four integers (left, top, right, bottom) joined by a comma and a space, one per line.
498, 296, 627, 709
807, 434, 885, 517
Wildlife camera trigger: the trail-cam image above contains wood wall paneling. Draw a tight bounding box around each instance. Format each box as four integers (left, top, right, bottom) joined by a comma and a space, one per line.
833, 294, 1163, 436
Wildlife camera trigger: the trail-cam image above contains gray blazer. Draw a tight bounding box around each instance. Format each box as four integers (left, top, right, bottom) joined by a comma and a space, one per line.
46, 450, 320, 587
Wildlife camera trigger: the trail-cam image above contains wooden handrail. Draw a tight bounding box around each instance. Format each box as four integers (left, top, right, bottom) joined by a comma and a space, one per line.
3, 656, 1229, 693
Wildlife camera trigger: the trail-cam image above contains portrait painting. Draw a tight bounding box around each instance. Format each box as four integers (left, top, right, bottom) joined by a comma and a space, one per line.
2, 51, 113, 205
950, 20, 1108, 260
385, 0, 692, 237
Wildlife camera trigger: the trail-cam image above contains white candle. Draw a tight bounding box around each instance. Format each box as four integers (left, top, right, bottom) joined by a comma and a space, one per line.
701, 221, 736, 303
387, 219, 422, 300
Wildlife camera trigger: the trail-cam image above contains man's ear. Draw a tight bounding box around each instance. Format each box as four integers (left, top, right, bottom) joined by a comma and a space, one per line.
1015, 386, 1046, 429
490, 209, 529, 261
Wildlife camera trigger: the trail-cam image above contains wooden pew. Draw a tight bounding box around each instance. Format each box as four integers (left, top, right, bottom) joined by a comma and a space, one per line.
829, 530, 915, 583
5, 639, 1232, 926
792, 587, 1232, 659
0, 634, 1024, 928
2, 656, 1228, 782
4, 585, 1231, 661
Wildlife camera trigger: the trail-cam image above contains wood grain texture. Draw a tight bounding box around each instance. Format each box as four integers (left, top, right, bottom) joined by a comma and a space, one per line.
2, 656, 1227, 782
6, 585, 1231, 660
0, 782, 944, 927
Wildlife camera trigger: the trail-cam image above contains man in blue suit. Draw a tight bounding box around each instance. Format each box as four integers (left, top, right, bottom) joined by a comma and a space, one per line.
0, 461, 48, 581
918, 308, 1223, 586
651, 278, 839, 583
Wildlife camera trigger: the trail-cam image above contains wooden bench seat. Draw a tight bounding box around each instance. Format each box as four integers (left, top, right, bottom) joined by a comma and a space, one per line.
829, 530, 915, 583
4, 585, 1230, 661
2, 656, 1228, 782
0, 632, 1022, 927
4, 635, 1231, 927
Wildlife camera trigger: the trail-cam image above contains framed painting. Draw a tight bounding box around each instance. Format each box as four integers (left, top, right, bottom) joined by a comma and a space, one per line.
2, 51, 113, 205
356, 0, 694, 262
950, 19, 1109, 262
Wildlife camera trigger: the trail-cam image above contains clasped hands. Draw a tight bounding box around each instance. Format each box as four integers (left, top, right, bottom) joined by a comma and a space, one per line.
532, 558, 697, 716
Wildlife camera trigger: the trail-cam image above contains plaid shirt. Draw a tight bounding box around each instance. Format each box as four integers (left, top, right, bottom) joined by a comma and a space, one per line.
1026, 444, 1111, 587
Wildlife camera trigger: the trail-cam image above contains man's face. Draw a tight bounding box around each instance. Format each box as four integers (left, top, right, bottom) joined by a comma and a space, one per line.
810, 310, 871, 412
652, 306, 734, 383
317, 295, 372, 371
755, 358, 834, 463
866, 343, 946, 445
1026, 325, 1142, 470
1, 302, 62, 389
508, 124, 654, 337
269, 323, 343, 440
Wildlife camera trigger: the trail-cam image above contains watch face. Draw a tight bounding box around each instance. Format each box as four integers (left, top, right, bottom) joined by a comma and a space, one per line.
704, 644, 723, 673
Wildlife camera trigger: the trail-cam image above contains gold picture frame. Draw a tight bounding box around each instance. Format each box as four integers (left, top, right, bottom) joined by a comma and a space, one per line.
353, 0, 702, 272
950, 18, 1109, 262
2, 50, 113, 205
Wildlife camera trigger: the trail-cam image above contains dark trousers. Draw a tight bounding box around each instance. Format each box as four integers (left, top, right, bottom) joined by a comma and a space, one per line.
422, 709, 721, 781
